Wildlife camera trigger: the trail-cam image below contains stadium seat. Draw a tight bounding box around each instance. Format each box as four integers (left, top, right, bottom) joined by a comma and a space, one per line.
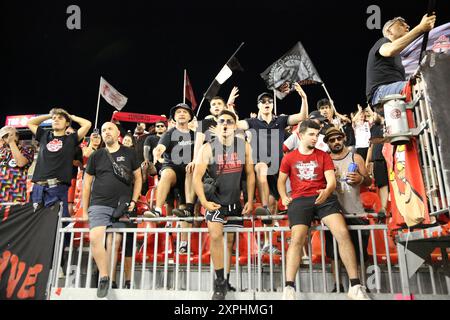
367, 230, 398, 264
311, 230, 331, 264
232, 232, 258, 265
177, 232, 211, 265
135, 232, 173, 263
360, 191, 382, 214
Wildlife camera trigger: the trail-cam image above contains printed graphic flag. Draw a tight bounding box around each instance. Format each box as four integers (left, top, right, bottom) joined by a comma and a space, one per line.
260, 41, 322, 100
185, 72, 198, 110
100, 77, 128, 110
204, 56, 243, 101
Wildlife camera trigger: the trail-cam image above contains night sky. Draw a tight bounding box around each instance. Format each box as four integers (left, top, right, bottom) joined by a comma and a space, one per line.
2, 0, 449, 130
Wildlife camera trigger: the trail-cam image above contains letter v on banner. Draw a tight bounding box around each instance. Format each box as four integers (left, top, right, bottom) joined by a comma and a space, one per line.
94, 77, 128, 129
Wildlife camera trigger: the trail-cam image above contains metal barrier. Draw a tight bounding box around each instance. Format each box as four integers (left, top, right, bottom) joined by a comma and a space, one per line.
47, 214, 450, 300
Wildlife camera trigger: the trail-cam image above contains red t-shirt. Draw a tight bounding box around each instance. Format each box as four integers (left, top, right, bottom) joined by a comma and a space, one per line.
280, 148, 335, 199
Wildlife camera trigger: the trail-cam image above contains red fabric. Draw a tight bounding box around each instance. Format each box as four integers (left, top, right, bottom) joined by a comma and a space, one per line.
185, 72, 198, 110
111, 112, 167, 124
280, 149, 334, 199
282, 144, 289, 153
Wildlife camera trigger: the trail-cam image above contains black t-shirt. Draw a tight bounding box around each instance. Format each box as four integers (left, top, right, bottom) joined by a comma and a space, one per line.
245, 115, 289, 167
159, 127, 195, 166
143, 134, 161, 162
197, 118, 217, 143
342, 123, 356, 147
134, 133, 149, 164
366, 37, 406, 102
32, 127, 80, 185
72, 146, 83, 178
85, 146, 139, 207
370, 124, 385, 161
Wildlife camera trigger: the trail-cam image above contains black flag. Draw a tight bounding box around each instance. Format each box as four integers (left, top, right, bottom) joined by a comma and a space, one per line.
204, 56, 244, 101
260, 41, 322, 99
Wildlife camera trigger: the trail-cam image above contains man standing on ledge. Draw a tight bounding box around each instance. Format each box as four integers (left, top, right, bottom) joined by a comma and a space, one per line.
366, 13, 436, 105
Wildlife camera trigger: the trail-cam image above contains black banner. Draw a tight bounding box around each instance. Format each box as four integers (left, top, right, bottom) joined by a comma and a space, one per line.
0, 203, 60, 300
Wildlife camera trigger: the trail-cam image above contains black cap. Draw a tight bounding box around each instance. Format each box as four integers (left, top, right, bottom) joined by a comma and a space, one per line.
257, 92, 273, 103
309, 110, 326, 122
169, 103, 194, 122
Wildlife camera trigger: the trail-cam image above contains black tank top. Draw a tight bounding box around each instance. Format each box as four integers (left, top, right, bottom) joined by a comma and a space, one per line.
207, 137, 246, 206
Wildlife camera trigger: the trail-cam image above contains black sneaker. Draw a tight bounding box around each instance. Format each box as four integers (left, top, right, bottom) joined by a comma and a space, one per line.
331, 284, 345, 293
227, 282, 236, 292
112, 281, 118, 289
143, 209, 161, 218
172, 208, 192, 218
256, 207, 273, 224
125, 280, 131, 289
97, 276, 110, 298
212, 278, 228, 300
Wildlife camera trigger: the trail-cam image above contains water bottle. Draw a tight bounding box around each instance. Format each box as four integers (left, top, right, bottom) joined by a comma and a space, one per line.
346, 162, 358, 184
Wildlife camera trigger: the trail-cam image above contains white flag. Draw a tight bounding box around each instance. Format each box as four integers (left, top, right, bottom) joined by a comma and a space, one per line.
99, 77, 128, 110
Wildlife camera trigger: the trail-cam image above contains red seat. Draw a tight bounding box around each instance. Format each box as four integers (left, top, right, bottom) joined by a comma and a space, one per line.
367, 230, 398, 264
311, 230, 331, 264
430, 247, 450, 263
135, 232, 173, 263
360, 191, 382, 213
72, 207, 90, 246
177, 233, 211, 265
232, 232, 258, 265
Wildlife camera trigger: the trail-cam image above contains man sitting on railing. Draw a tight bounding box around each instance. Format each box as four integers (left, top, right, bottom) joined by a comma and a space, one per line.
366, 13, 436, 105
82, 122, 142, 298
324, 127, 372, 293
278, 120, 370, 300
194, 110, 255, 300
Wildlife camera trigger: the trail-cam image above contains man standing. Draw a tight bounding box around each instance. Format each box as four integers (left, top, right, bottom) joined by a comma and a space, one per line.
194, 110, 255, 300
83, 122, 142, 298
277, 120, 369, 300
324, 127, 372, 292
143, 120, 167, 177
366, 14, 436, 105
237, 83, 308, 254
0, 126, 34, 204
27, 108, 91, 217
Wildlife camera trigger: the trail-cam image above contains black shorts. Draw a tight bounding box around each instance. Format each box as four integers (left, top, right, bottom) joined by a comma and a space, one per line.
287, 194, 343, 228
356, 147, 369, 162
324, 218, 370, 262
267, 174, 280, 200
160, 164, 186, 204
373, 160, 389, 188
205, 203, 243, 230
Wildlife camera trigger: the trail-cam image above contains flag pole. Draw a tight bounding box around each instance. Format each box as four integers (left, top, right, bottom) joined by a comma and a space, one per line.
183, 69, 187, 104
321, 83, 337, 113
196, 42, 245, 118
94, 77, 102, 129
273, 89, 277, 115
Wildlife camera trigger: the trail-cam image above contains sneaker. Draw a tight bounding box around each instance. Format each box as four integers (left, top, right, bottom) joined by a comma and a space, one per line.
227, 282, 236, 292
347, 284, 370, 300
261, 244, 281, 255
255, 207, 271, 216
143, 209, 161, 218
212, 278, 228, 300
282, 286, 296, 300
172, 208, 192, 218
301, 255, 310, 264
178, 241, 188, 254
124, 280, 131, 289
97, 276, 110, 298
111, 281, 118, 289
331, 284, 345, 293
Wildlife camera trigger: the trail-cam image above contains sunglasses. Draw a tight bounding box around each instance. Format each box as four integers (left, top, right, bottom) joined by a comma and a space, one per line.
259, 99, 274, 104
156, 125, 166, 128
218, 119, 235, 125
328, 136, 344, 143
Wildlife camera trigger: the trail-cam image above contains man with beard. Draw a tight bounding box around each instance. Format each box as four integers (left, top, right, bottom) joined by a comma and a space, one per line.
324, 127, 372, 292
278, 120, 369, 300
193, 110, 255, 300
83, 122, 142, 298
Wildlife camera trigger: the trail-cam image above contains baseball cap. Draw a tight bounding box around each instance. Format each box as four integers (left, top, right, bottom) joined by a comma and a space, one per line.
308, 110, 326, 122
323, 127, 345, 143
382, 17, 406, 38
257, 92, 273, 103
169, 103, 194, 122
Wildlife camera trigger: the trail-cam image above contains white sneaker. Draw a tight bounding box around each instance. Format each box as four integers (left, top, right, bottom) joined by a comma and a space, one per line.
347, 284, 370, 300
282, 286, 296, 300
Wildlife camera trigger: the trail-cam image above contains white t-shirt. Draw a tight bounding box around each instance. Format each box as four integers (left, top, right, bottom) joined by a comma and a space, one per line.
354, 121, 371, 149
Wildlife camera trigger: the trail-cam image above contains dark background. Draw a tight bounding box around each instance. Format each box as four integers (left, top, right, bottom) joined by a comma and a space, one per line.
1, 0, 448, 130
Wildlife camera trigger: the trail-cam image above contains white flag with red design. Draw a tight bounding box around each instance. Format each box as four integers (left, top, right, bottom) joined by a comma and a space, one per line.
99, 77, 128, 110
